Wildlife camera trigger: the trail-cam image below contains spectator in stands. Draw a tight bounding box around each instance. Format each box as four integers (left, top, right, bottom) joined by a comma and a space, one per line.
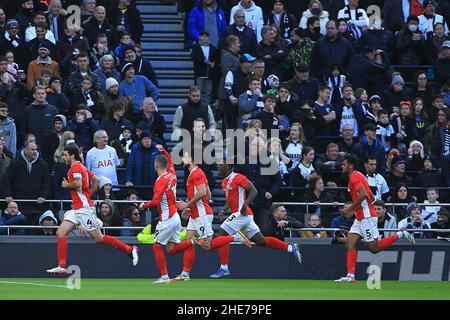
373, 199, 397, 238
415, 155, 442, 188
365, 95, 382, 125
23, 85, 58, 147
173, 85, 216, 139
26, 22, 55, 66
430, 208, 450, 238
72, 75, 103, 120
237, 135, 281, 228
42, 114, 66, 167
275, 83, 300, 124
0, 19, 27, 69
96, 175, 117, 200
66, 52, 100, 101
352, 123, 386, 172
392, 100, 416, 150
50, 131, 74, 201
398, 202, 431, 238
284, 28, 313, 79
336, 18, 358, 49
256, 25, 287, 80
382, 73, 412, 114
0, 7, 5, 34
325, 63, 346, 108
110, 0, 144, 44
191, 31, 219, 107
125, 131, 162, 187
315, 143, 344, 184
282, 122, 308, 170
88, 33, 117, 71
263, 0, 297, 40
299, 0, 329, 35
337, 0, 369, 39
302, 16, 322, 42
423, 187, 441, 214
262, 203, 303, 241
230, 0, 264, 43
406, 140, 426, 173
298, 99, 326, 147
132, 97, 166, 145
119, 62, 159, 115
426, 23, 448, 63
15, 0, 35, 36
300, 213, 328, 238
310, 20, 354, 82
25, 11, 56, 44
289, 145, 316, 188
336, 83, 365, 137
100, 100, 134, 142
4, 141, 50, 215
46, 0, 65, 43
36, 209, 58, 236
347, 47, 389, 97
220, 9, 257, 56
0, 102, 17, 158
0, 137, 11, 198
412, 71, 435, 110
86, 129, 121, 188
94, 54, 120, 96
67, 104, 100, 153
97, 198, 123, 236
338, 124, 356, 155
287, 64, 319, 105
437, 108, 450, 186
114, 32, 135, 63
267, 137, 293, 186
187, 0, 226, 49
361, 16, 395, 55
251, 94, 279, 139
0, 201, 27, 235
386, 155, 414, 187
434, 41, 450, 89
123, 45, 158, 87
303, 174, 338, 227
394, 15, 427, 65
80, 0, 96, 26
381, 0, 409, 33
102, 78, 130, 122
387, 182, 417, 219
314, 85, 337, 136
121, 205, 143, 237
364, 156, 390, 201
46, 76, 70, 116
83, 6, 115, 48
418, 0, 449, 40
238, 76, 263, 129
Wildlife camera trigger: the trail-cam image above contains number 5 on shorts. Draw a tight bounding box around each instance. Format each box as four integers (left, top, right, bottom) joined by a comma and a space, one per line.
365, 229, 372, 239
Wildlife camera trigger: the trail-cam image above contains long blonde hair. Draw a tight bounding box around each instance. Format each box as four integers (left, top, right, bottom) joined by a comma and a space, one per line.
287, 122, 306, 143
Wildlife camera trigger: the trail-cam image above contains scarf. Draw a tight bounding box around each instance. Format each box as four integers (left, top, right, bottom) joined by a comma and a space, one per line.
4, 31, 20, 48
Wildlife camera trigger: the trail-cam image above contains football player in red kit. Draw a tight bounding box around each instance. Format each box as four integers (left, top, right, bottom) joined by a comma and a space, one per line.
335, 154, 415, 282
47, 144, 139, 274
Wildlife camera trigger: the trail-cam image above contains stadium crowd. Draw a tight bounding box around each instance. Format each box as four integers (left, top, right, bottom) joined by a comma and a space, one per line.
0, 0, 449, 240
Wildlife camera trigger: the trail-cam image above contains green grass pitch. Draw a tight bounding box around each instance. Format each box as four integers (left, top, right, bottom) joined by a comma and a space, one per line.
1, 278, 450, 300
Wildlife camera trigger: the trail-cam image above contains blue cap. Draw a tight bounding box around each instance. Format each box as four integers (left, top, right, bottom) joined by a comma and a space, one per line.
240, 53, 256, 63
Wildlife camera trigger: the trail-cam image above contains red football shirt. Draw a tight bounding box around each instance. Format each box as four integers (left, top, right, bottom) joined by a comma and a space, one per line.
186, 166, 213, 218
143, 148, 178, 221
68, 161, 95, 210
348, 170, 377, 221
222, 172, 253, 215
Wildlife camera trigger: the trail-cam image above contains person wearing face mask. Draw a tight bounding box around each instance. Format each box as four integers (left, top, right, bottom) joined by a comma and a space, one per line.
337, 0, 369, 40
394, 15, 427, 65
299, 0, 329, 35
430, 208, 450, 238
337, 18, 357, 48
303, 16, 322, 42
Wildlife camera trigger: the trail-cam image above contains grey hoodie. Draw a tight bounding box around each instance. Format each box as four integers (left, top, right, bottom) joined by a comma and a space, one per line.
20, 148, 39, 174
0, 116, 17, 157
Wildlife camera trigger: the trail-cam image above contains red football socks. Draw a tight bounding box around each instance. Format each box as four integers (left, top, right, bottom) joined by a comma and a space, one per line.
209, 236, 234, 250
167, 239, 193, 255
102, 235, 132, 254
218, 245, 230, 265
152, 244, 167, 276
57, 237, 67, 268
182, 246, 196, 273
347, 249, 357, 275
264, 237, 289, 251
378, 234, 399, 251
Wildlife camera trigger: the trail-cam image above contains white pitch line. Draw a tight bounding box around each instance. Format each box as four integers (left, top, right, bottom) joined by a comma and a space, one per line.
0, 280, 68, 289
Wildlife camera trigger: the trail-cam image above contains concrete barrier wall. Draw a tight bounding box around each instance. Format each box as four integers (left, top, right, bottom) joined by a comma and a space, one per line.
1, 237, 449, 281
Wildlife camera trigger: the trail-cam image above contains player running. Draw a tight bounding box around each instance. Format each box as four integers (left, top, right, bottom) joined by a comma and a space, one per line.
210, 161, 302, 278
335, 154, 415, 283
174, 150, 251, 281
47, 144, 139, 274
138, 146, 199, 284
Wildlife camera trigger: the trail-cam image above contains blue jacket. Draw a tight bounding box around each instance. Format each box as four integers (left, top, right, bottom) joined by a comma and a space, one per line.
0, 211, 27, 235
119, 76, 159, 114
187, 1, 226, 48
125, 142, 161, 186
66, 118, 101, 153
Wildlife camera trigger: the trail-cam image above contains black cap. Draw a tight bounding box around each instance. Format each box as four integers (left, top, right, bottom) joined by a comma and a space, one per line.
364, 123, 377, 132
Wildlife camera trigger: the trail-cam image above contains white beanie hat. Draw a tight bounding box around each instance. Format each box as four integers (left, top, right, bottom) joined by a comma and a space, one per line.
105, 78, 119, 91
409, 140, 424, 150
99, 176, 113, 189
